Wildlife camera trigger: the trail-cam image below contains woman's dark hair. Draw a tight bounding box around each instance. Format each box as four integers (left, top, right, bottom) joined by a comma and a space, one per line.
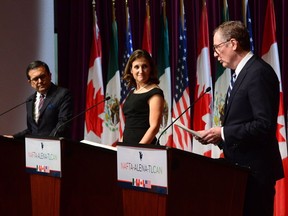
123, 49, 159, 88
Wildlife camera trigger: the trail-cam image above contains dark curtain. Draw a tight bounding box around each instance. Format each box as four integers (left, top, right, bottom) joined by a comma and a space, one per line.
56, 0, 288, 141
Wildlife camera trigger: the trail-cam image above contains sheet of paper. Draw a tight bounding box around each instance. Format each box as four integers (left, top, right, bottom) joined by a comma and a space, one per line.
81, 140, 117, 151
173, 120, 202, 138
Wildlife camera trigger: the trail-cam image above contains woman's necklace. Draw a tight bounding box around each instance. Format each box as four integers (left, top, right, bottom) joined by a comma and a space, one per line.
134, 83, 149, 93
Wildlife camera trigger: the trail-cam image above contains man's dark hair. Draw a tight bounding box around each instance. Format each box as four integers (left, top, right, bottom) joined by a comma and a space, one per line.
26, 60, 50, 80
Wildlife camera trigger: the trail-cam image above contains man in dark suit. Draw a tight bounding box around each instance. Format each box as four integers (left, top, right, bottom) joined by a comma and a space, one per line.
11, 60, 73, 139
196, 21, 284, 216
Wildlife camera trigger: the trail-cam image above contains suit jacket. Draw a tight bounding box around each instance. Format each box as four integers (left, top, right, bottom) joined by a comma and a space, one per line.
222, 55, 284, 182
14, 83, 73, 139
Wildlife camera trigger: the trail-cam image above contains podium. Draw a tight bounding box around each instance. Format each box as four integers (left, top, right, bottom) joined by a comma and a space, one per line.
0, 136, 32, 216
0, 136, 248, 216
28, 137, 123, 216
0, 136, 123, 216
118, 144, 249, 216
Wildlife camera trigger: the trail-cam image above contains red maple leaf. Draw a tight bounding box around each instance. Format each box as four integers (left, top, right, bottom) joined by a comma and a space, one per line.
193, 84, 212, 131
85, 81, 104, 137
276, 92, 286, 143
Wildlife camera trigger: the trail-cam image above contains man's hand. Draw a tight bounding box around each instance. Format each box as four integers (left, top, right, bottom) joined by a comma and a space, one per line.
195, 127, 222, 145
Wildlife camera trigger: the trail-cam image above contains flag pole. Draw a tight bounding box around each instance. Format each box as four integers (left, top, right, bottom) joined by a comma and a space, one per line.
162, 0, 166, 27
125, 0, 128, 31
112, 0, 115, 21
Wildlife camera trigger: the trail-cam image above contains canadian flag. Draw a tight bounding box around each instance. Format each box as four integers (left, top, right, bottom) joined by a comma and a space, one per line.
84, 6, 105, 143
192, 2, 214, 157
261, 0, 288, 215
142, 0, 152, 55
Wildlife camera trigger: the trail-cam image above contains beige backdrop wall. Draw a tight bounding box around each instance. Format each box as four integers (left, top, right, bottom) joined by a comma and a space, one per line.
0, 0, 55, 135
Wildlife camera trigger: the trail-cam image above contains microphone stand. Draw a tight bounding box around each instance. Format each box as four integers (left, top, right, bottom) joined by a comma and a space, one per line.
156, 87, 211, 145
53, 96, 111, 137
0, 98, 33, 117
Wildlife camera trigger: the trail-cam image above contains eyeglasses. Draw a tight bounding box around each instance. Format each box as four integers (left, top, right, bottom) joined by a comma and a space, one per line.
213, 39, 231, 53
30, 74, 48, 83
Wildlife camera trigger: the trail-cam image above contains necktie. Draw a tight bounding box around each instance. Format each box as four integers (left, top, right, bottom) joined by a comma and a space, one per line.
35, 94, 45, 123
227, 73, 236, 103
38, 94, 45, 111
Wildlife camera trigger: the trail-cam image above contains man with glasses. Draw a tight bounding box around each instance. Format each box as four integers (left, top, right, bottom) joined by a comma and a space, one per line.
10, 60, 73, 139
196, 21, 284, 215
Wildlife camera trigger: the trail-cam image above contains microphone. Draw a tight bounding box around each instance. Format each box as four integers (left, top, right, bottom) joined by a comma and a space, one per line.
156, 87, 211, 145
53, 96, 111, 137
0, 98, 33, 117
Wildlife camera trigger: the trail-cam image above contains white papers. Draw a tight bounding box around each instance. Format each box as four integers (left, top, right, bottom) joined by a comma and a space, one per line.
81, 140, 117, 151
173, 120, 202, 138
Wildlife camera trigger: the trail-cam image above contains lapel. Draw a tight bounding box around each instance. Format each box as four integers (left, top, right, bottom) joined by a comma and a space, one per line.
27, 93, 36, 122
223, 55, 257, 124
39, 83, 57, 116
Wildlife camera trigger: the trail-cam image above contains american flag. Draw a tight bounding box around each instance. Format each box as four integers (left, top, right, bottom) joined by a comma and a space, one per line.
172, 1, 191, 151
244, 0, 254, 53
144, 179, 151, 189
119, 4, 133, 140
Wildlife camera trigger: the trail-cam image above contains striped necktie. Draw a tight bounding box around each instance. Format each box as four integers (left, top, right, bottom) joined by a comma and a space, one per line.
38, 94, 45, 111
35, 94, 45, 123
227, 72, 236, 103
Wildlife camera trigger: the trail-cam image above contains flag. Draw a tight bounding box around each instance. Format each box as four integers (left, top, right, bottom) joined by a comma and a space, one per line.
243, 0, 254, 53
156, 1, 172, 147
84, 4, 105, 143
102, 5, 121, 146
192, 2, 214, 157
212, 0, 230, 158
172, 0, 191, 151
261, 0, 288, 215
142, 0, 152, 55
119, 2, 133, 141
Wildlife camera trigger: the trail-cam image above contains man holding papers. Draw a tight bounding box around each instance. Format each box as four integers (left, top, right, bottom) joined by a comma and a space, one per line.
195, 21, 283, 216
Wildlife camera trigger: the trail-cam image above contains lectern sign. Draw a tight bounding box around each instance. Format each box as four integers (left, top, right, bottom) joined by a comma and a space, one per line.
25, 137, 61, 177
117, 145, 168, 194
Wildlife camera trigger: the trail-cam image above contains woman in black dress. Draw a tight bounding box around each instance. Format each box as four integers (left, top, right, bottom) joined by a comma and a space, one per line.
122, 49, 164, 145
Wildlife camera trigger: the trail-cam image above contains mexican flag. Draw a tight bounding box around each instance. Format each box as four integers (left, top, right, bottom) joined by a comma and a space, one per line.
102, 7, 121, 146
212, 0, 230, 158
157, 2, 172, 147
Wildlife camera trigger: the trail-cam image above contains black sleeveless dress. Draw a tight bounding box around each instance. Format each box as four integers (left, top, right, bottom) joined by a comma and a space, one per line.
123, 88, 164, 145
